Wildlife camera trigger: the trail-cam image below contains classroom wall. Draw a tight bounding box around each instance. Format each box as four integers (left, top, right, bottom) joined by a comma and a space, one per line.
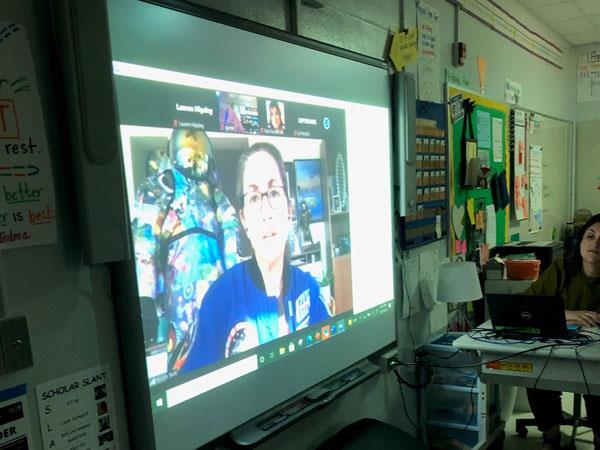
2, 1, 131, 449
2, 1, 580, 449
576, 99, 600, 122
575, 120, 600, 214
397, 0, 576, 335
574, 42, 600, 214
575, 42, 600, 124
511, 119, 573, 241
401, 0, 577, 120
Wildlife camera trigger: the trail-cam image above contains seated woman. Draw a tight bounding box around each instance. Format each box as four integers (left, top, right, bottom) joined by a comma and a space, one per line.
181, 142, 331, 372
525, 213, 600, 450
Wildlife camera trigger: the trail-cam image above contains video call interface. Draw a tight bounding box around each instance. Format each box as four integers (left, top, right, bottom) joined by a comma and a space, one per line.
113, 61, 393, 411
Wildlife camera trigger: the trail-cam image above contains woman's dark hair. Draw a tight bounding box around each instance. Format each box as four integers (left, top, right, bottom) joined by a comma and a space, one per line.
565, 213, 600, 276
235, 143, 292, 270
235, 142, 288, 210
269, 102, 281, 115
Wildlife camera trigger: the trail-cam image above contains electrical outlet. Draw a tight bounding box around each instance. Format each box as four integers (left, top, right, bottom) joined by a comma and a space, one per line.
378, 348, 400, 373
0, 316, 33, 374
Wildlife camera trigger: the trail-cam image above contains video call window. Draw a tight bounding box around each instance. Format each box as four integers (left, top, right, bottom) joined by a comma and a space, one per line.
217, 92, 259, 134
121, 125, 352, 385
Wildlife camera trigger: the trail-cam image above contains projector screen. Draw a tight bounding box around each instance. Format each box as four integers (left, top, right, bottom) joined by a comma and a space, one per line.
106, 1, 397, 448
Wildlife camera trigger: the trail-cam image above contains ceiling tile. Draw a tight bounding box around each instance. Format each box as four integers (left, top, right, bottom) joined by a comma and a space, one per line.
575, 0, 600, 15
519, 0, 570, 8
550, 16, 596, 34
535, 2, 584, 23
563, 29, 600, 45
589, 14, 600, 27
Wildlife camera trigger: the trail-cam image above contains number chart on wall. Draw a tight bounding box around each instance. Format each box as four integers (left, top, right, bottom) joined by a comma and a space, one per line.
401, 100, 448, 249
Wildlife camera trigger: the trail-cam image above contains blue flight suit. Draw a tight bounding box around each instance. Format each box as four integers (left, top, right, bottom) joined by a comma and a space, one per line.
181, 259, 331, 372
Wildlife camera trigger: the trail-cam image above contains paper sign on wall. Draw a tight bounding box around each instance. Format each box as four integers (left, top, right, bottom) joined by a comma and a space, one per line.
36, 364, 118, 450
513, 123, 528, 221
476, 111, 491, 149
389, 28, 418, 71
505, 78, 522, 105
0, 23, 57, 249
492, 117, 503, 162
486, 204, 496, 246
401, 258, 420, 317
0, 384, 33, 449
577, 45, 600, 103
416, 2, 441, 102
529, 145, 543, 233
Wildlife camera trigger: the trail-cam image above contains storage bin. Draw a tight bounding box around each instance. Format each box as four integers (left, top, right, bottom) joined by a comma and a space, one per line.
505, 258, 540, 280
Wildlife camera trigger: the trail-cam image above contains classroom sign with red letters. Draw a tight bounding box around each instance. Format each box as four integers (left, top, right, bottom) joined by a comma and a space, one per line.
0, 23, 57, 250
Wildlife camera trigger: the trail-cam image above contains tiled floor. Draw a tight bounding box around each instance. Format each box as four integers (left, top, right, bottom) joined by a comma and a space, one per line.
502, 393, 595, 450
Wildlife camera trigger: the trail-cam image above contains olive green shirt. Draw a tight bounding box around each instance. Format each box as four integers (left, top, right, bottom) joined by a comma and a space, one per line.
524, 258, 600, 312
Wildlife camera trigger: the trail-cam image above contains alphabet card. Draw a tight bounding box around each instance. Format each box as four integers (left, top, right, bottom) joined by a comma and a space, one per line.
0, 23, 57, 250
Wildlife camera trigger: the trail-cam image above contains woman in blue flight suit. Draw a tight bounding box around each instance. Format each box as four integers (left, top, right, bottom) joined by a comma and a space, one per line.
181, 142, 331, 372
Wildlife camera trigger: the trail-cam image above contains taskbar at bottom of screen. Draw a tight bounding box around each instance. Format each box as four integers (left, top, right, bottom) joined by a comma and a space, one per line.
256, 301, 393, 368
149, 301, 393, 412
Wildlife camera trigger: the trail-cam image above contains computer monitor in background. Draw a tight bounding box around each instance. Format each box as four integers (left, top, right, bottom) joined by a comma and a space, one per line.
71, 0, 401, 448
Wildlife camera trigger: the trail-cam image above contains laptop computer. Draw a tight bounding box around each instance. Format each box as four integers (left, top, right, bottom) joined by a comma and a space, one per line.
486, 293, 572, 339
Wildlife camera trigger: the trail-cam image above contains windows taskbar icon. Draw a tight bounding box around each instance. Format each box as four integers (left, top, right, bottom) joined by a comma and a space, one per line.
256, 305, 394, 367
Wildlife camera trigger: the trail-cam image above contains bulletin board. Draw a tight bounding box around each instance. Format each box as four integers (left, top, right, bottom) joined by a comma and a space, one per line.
447, 86, 510, 258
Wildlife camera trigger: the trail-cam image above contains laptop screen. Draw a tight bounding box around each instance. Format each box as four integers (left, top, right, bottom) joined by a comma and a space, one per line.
485, 293, 568, 338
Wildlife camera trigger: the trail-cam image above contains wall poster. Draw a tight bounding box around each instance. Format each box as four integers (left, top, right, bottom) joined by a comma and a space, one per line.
36, 364, 118, 450
0, 23, 57, 249
512, 110, 528, 221
577, 44, 600, 103
0, 384, 33, 449
416, 2, 441, 103
528, 145, 543, 233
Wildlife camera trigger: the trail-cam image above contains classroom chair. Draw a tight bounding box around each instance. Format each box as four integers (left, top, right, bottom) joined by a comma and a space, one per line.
515, 393, 592, 450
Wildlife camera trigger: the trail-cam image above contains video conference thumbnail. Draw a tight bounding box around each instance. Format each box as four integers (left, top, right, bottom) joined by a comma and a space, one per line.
217, 92, 259, 133
265, 100, 285, 134
217, 93, 288, 137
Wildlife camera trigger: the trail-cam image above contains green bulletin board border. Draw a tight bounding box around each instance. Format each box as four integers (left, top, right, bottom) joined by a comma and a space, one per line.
447, 85, 509, 256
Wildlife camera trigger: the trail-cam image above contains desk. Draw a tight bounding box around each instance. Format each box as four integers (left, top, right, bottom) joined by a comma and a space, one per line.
453, 320, 600, 395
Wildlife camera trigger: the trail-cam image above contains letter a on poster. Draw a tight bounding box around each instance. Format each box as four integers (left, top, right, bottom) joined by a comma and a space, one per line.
0, 23, 57, 250
36, 364, 118, 450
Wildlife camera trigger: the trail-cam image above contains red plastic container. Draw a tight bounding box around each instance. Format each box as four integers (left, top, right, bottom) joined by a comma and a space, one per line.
505, 259, 540, 280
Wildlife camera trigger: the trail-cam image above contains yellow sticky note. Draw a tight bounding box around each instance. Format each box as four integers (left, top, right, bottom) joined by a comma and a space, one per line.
389, 28, 418, 71
467, 198, 475, 225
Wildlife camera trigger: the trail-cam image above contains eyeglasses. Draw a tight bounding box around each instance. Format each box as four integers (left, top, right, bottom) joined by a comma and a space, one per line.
243, 186, 287, 211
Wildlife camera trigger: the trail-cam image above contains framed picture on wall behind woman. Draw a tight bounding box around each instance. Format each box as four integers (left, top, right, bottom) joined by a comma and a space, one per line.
294, 159, 324, 222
